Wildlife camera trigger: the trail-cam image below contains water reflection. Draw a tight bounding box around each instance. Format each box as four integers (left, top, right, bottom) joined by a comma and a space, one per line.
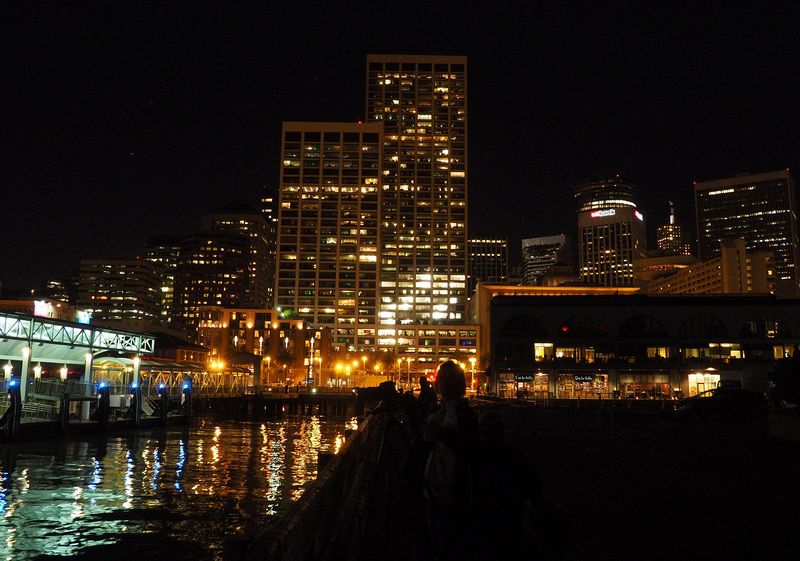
0, 416, 351, 560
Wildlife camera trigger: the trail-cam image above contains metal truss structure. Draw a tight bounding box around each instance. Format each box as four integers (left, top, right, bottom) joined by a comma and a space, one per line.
0, 311, 155, 354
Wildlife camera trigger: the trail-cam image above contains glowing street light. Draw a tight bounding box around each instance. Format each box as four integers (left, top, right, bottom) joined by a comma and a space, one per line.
266, 355, 272, 386
469, 357, 477, 395
33, 363, 42, 380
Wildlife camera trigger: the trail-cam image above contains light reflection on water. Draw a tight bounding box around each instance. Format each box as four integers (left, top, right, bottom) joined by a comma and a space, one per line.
0, 416, 351, 560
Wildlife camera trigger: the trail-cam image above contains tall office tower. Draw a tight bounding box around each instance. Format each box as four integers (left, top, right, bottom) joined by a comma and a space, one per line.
260, 186, 279, 308
366, 54, 467, 324
141, 235, 182, 325
657, 201, 692, 256
172, 231, 249, 340
575, 177, 647, 286
77, 259, 160, 323
275, 122, 382, 350
467, 238, 508, 294
201, 204, 271, 309
695, 170, 800, 297
521, 234, 573, 286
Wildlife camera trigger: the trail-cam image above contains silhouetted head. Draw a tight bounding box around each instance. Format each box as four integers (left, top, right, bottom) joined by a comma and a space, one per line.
419, 376, 431, 389
435, 360, 467, 399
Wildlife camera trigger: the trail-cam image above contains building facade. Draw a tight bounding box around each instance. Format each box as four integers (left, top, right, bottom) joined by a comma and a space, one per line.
275, 122, 382, 351
575, 177, 647, 286
521, 234, 573, 286
488, 292, 800, 399
366, 54, 468, 325
695, 170, 800, 297
648, 239, 775, 295
468, 238, 508, 294
77, 259, 161, 324
141, 235, 183, 326
656, 201, 692, 256
172, 231, 250, 339
260, 187, 278, 308
201, 204, 271, 309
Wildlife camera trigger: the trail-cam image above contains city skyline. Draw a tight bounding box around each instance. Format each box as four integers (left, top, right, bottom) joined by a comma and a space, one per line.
3, 3, 799, 289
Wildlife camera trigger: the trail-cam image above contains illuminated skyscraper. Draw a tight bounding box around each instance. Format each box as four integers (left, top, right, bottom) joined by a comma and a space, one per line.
575, 177, 647, 286
77, 259, 161, 323
468, 238, 508, 294
366, 55, 467, 324
521, 234, 573, 286
260, 186, 278, 307
201, 204, 271, 309
656, 201, 692, 256
275, 122, 382, 350
695, 170, 800, 296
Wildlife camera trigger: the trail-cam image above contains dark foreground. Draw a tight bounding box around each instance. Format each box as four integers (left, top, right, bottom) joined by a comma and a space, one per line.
360, 408, 800, 561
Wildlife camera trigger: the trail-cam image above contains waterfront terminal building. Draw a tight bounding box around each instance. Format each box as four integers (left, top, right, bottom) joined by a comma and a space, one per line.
471, 284, 800, 399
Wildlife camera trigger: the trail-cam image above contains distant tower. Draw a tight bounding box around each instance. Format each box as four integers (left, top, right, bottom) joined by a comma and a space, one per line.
695, 170, 800, 297
521, 235, 573, 285
656, 202, 692, 256
468, 238, 508, 293
575, 176, 647, 286
260, 186, 278, 308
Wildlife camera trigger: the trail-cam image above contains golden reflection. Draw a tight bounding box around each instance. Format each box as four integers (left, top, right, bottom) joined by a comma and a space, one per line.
0, 417, 349, 559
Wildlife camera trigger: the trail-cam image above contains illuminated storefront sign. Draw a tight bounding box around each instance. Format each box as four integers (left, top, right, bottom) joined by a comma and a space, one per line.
590, 209, 616, 218
574, 374, 595, 382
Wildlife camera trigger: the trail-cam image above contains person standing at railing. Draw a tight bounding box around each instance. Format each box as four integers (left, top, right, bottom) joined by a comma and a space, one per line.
421, 361, 479, 561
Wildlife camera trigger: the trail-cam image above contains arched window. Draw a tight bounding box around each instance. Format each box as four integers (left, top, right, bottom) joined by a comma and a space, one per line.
740, 316, 791, 339
617, 315, 668, 339
557, 315, 607, 338
498, 315, 548, 339
678, 315, 728, 339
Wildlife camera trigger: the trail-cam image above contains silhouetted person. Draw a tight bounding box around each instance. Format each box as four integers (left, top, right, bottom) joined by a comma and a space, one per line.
417, 376, 438, 423
402, 376, 438, 487
422, 361, 478, 561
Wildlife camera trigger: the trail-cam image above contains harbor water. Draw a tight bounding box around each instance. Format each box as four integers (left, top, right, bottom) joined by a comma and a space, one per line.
0, 416, 354, 560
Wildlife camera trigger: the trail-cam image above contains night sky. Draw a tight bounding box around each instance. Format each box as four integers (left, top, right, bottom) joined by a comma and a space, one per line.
3, 2, 799, 289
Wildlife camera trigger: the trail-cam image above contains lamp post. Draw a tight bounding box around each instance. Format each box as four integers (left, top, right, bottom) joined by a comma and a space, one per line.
469, 357, 476, 395
406, 357, 412, 391
361, 356, 367, 388
266, 355, 271, 386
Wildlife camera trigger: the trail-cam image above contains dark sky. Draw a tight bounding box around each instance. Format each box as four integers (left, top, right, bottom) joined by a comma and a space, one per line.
3, 1, 799, 289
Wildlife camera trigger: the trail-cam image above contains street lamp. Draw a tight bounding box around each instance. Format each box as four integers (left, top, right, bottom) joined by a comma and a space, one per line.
406, 357, 412, 390
265, 355, 271, 386
361, 356, 367, 387
469, 357, 476, 395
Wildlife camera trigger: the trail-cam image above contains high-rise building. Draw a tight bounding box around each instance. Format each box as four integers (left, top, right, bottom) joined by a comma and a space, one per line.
260, 186, 279, 308
575, 177, 647, 286
648, 239, 776, 295
521, 235, 573, 286
275, 122, 382, 350
656, 201, 692, 256
172, 231, 249, 340
77, 259, 161, 324
468, 238, 508, 294
695, 170, 800, 296
366, 54, 467, 324
141, 235, 182, 325
201, 204, 271, 309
